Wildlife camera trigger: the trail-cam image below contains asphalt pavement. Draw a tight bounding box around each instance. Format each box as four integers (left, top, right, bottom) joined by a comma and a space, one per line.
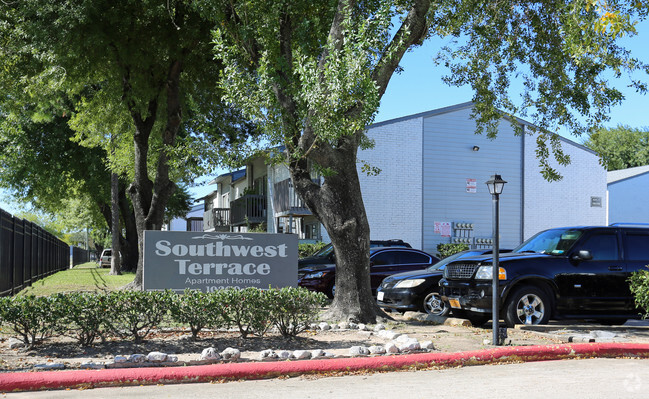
5, 358, 649, 399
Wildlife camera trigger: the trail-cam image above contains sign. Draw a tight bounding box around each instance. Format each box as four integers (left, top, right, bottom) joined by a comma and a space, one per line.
440, 222, 452, 237
466, 178, 477, 193
143, 231, 298, 292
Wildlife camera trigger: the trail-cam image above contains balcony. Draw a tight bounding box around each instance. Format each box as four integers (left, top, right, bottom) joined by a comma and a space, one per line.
203, 208, 230, 232
230, 195, 267, 226
273, 179, 313, 217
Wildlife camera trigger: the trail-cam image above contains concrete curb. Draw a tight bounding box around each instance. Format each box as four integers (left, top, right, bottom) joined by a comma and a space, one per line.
2, 342, 649, 392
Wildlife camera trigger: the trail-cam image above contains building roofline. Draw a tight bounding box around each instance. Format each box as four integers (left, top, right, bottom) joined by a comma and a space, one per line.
369, 101, 597, 156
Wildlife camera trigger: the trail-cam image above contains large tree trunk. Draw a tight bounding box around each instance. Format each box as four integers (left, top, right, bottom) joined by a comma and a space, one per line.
109, 169, 122, 275
290, 138, 384, 323
126, 60, 183, 289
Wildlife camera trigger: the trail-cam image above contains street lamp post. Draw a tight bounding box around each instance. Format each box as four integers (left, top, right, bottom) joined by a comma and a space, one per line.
485, 174, 506, 346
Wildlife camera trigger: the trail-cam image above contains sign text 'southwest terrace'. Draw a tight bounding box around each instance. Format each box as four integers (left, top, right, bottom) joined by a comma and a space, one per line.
143, 231, 298, 292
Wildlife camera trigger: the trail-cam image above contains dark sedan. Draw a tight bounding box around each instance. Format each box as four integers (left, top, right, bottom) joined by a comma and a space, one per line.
298, 247, 438, 298
376, 249, 510, 316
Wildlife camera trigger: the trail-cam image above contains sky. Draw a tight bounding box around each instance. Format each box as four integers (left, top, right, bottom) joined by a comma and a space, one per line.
1, 17, 648, 215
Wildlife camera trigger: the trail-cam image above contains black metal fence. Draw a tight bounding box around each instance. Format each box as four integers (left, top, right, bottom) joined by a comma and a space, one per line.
71, 246, 91, 266
0, 208, 69, 296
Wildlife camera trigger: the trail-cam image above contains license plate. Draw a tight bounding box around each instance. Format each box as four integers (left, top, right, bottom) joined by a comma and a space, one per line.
377, 291, 384, 301
448, 298, 461, 309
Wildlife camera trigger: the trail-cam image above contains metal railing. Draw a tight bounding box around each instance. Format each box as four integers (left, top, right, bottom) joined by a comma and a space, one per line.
203, 208, 231, 231
273, 178, 313, 216
231, 195, 267, 226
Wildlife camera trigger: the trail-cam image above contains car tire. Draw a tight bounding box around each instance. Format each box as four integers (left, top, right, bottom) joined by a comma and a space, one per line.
422, 291, 450, 317
504, 285, 551, 327
326, 283, 336, 299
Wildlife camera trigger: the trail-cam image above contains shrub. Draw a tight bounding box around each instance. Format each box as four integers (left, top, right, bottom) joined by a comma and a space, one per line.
298, 242, 328, 258
629, 266, 649, 318
437, 243, 469, 259
169, 289, 228, 338
0, 295, 60, 348
106, 290, 174, 342
51, 292, 110, 346
220, 287, 272, 338
267, 287, 327, 337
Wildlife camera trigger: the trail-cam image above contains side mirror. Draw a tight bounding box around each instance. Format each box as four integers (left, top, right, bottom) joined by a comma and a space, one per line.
571, 250, 593, 262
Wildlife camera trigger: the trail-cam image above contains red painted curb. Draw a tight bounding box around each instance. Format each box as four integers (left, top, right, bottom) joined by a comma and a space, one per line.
2, 343, 649, 392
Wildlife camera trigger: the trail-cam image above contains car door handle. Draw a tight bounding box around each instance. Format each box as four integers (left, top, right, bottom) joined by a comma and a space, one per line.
608, 266, 623, 271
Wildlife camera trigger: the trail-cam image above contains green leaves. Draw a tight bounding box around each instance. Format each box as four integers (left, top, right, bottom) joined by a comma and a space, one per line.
584, 125, 649, 171
629, 266, 649, 319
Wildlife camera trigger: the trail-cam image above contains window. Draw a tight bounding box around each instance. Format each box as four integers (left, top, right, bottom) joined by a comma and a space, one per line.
371, 251, 397, 266
396, 251, 430, 265
625, 233, 649, 261
579, 233, 619, 261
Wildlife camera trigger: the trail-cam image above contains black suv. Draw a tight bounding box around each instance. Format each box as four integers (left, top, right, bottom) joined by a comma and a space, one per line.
439, 225, 649, 327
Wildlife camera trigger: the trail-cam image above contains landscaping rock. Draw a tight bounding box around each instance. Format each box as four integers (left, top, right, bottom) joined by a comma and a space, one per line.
128, 354, 146, 363
310, 349, 325, 358
80, 362, 105, 369
357, 323, 368, 331
384, 342, 400, 354
146, 351, 168, 363
292, 350, 311, 360
420, 340, 435, 350
373, 324, 386, 331
200, 347, 221, 361
397, 339, 420, 352
423, 314, 447, 325
220, 347, 241, 361
33, 363, 65, 370
338, 322, 350, 330
349, 346, 370, 356
318, 322, 331, 331
348, 322, 358, 330
277, 350, 292, 359
260, 349, 278, 360
113, 356, 128, 363
368, 345, 386, 354
445, 317, 473, 327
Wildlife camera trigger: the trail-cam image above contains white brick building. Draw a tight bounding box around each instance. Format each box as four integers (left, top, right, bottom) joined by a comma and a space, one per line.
359, 103, 606, 254
203, 102, 607, 253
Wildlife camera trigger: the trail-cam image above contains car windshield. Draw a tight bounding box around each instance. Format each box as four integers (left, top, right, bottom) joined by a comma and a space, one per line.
313, 244, 334, 258
514, 228, 583, 255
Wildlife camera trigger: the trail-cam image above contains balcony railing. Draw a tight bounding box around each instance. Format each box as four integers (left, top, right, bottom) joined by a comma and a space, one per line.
231, 195, 267, 226
273, 178, 313, 216
203, 208, 230, 231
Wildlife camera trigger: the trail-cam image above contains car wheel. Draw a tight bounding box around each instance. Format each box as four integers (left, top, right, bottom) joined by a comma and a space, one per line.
326, 283, 336, 299
504, 285, 551, 327
422, 291, 450, 317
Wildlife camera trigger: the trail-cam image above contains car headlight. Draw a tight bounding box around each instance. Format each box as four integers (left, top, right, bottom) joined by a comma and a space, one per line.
304, 271, 328, 279
394, 279, 426, 288
475, 265, 507, 280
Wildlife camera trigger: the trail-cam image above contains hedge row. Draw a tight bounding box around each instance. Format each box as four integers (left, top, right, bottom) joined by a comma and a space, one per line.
0, 287, 328, 348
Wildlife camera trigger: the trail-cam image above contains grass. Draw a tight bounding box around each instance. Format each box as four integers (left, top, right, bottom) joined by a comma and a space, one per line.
17, 262, 136, 296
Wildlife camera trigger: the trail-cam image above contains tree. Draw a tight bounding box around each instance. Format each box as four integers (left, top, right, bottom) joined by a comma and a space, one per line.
0, 99, 140, 271
1, 0, 255, 286
201, 0, 648, 322
584, 125, 649, 171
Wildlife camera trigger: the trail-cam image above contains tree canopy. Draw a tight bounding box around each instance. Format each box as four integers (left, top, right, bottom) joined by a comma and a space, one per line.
199, 0, 648, 322
1, 0, 256, 282
584, 125, 649, 171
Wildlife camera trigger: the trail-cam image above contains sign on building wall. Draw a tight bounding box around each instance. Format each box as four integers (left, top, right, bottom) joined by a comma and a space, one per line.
466, 178, 477, 193
143, 231, 298, 292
